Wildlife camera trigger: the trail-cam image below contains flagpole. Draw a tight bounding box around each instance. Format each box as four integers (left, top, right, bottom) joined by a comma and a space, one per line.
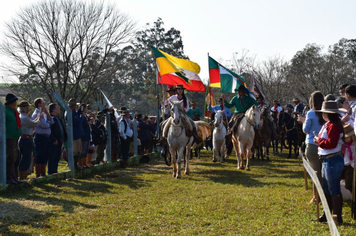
207, 53, 211, 124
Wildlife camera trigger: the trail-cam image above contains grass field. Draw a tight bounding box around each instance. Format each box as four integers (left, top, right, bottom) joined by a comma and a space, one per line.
1, 149, 356, 235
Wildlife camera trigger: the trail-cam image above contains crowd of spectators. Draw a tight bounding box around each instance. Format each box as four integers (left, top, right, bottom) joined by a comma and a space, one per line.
3, 94, 157, 185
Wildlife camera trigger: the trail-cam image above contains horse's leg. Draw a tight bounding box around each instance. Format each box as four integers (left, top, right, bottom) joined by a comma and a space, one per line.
171, 149, 178, 178
185, 138, 193, 175
239, 142, 245, 170
246, 145, 252, 171
176, 147, 184, 179
260, 145, 263, 160
288, 137, 292, 158
232, 140, 241, 169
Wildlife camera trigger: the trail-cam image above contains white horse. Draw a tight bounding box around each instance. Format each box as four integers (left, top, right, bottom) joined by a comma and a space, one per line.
212, 110, 227, 163
232, 105, 262, 170
167, 100, 194, 178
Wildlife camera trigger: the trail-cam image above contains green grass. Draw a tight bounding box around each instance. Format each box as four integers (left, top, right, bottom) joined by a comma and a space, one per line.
1, 150, 356, 235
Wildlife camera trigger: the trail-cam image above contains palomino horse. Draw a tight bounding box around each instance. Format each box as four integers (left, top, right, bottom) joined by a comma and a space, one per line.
167, 100, 194, 178
253, 106, 272, 161
192, 121, 212, 159
232, 105, 262, 170
212, 110, 227, 163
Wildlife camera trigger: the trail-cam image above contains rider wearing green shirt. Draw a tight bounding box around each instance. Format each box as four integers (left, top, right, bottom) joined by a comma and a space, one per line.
223, 85, 258, 114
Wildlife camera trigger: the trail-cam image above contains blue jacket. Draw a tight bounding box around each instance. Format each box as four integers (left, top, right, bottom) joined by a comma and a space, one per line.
303, 109, 323, 145
66, 110, 85, 141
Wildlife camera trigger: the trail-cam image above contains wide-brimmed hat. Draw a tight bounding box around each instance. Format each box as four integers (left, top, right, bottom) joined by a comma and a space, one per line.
315, 101, 348, 114
234, 85, 247, 92
175, 84, 185, 90
68, 98, 77, 107
5, 93, 18, 105
166, 86, 176, 92
17, 100, 30, 107
344, 123, 355, 138
292, 97, 300, 102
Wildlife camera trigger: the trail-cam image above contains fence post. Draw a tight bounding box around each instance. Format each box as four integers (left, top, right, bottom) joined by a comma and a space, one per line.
53, 92, 75, 178
133, 118, 137, 156
96, 101, 111, 163
0, 103, 6, 186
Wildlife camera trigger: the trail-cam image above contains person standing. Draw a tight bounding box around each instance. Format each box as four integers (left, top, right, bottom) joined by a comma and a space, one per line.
302, 91, 325, 204
18, 101, 40, 180
31, 97, 53, 177
208, 97, 232, 121
92, 111, 107, 164
292, 97, 304, 118
4, 94, 22, 184
48, 103, 67, 175
66, 98, 85, 170
345, 85, 356, 118
313, 101, 346, 225
119, 110, 133, 168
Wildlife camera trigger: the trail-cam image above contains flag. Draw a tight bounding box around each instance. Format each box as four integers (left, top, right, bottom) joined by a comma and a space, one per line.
208, 56, 246, 93
152, 46, 205, 92
204, 87, 215, 118
250, 78, 266, 100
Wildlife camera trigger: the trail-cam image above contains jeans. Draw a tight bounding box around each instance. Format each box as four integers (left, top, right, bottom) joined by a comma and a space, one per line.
18, 138, 33, 171
48, 143, 62, 174
321, 153, 344, 195
34, 134, 51, 164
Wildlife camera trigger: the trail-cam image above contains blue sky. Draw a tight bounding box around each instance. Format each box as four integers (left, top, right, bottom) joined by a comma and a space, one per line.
1, 0, 356, 83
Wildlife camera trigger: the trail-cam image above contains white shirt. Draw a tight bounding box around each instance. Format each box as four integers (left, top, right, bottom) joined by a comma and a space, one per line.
119, 118, 133, 139
167, 95, 189, 112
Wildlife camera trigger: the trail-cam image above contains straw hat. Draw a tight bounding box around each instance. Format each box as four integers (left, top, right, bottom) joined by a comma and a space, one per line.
344, 123, 355, 138
315, 101, 348, 114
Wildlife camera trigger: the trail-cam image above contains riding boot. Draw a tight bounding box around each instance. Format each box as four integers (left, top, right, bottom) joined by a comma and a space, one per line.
86, 154, 93, 167
312, 195, 332, 222
332, 194, 343, 225
35, 164, 41, 178
193, 127, 202, 144
74, 156, 82, 170
41, 164, 47, 177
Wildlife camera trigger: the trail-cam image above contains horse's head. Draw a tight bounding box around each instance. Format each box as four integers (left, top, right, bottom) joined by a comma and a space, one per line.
171, 100, 183, 125
278, 111, 285, 127
248, 105, 262, 129
214, 110, 223, 127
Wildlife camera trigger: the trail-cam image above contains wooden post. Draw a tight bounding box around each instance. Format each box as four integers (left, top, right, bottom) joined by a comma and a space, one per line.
315, 171, 319, 221
304, 167, 308, 190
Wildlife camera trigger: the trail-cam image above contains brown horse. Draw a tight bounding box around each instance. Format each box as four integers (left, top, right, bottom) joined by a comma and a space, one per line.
253, 106, 272, 161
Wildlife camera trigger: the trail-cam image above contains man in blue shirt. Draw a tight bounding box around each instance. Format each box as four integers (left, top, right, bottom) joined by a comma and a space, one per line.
208, 97, 231, 122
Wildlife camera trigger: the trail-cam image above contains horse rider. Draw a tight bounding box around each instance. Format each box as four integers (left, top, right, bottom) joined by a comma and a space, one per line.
208, 97, 231, 127
222, 85, 258, 134
256, 94, 267, 108
162, 84, 202, 144
162, 86, 177, 119
292, 97, 304, 118
187, 100, 202, 121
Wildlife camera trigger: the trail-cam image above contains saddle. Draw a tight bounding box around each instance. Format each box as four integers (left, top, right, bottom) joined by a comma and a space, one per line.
230, 113, 245, 134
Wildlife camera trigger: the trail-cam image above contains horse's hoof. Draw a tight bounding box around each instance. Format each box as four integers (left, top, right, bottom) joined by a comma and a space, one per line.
212, 159, 217, 163
246, 168, 251, 171
176, 175, 181, 179
185, 171, 189, 175
220, 160, 224, 163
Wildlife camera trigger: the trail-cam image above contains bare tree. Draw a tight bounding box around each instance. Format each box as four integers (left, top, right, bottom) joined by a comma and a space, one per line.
1, 0, 135, 103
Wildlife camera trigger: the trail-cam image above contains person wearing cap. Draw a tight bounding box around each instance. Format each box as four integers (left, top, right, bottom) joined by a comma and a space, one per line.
66, 98, 85, 170
341, 123, 355, 194
48, 103, 67, 174
313, 101, 346, 224
17, 101, 40, 180
92, 111, 107, 165
187, 101, 202, 121
208, 97, 231, 121
302, 91, 325, 204
31, 97, 54, 177
119, 110, 133, 167
4, 94, 22, 184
